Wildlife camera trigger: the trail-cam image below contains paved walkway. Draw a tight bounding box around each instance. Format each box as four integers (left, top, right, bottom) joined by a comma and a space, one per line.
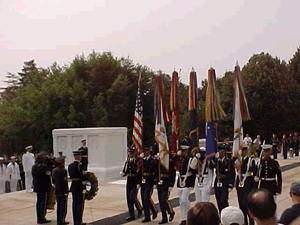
0, 157, 299, 225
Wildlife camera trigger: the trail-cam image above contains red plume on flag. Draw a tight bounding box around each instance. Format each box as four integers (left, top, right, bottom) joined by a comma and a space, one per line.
170, 70, 180, 157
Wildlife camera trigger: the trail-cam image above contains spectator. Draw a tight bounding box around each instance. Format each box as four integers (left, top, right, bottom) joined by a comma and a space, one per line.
278, 181, 300, 225
247, 188, 277, 225
187, 202, 220, 225
221, 206, 245, 225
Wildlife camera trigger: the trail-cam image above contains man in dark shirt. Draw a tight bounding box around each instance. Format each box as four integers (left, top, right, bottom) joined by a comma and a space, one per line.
52, 156, 69, 225
278, 181, 300, 225
32, 151, 52, 224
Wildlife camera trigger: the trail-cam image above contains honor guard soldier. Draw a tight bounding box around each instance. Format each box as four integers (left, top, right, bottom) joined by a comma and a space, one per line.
194, 147, 213, 203
0, 157, 7, 194
120, 147, 142, 221
271, 134, 279, 159
52, 156, 69, 225
156, 150, 176, 224
32, 152, 52, 224
281, 134, 288, 159
209, 145, 235, 213
78, 139, 88, 171
255, 144, 282, 198
68, 150, 87, 225
232, 146, 256, 225
177, 145, 197, 225
22, 145, 35, 192
138, 146, 158, 223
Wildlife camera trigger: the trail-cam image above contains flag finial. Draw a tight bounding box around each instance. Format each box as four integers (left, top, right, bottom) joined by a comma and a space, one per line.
236, 60, 239, 66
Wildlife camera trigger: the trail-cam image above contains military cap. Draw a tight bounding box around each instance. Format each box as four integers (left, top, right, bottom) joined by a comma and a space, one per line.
217, 144, 226, 152
290, 181, 300, 196
81, 139, 86, 142
142, 146, 152, 152
73, 150, 82, 155
242, 145, 248, 151
55, 156, 66, 163
25, 145, 33, 150
261, 144, 272, 151
127, 147, 135, 153
180, 145, 189, 151
199, 147, 206, 152
0, 157, 3, 160
11, 156, 16, 159
36, 151, 46, 158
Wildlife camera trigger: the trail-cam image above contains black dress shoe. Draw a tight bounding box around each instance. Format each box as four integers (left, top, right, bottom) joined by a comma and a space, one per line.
142, 218, 151, 223
38, 220, 51, 224
61, 222, 69, 225
159, 220, 168, 224
179, 220, 186, 225
126, 216, 135, 221
152, 211, 158, 220
169, 212, 175, 222
137, 210, 143, 218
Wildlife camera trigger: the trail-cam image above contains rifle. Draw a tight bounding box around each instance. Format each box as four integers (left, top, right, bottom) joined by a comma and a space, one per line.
256, 140, 265, 188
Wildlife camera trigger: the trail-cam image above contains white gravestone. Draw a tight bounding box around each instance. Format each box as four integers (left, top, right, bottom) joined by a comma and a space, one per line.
52, 127, 127, 179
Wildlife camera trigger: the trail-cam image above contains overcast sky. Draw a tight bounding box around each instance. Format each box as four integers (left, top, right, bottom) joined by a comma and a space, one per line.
0, 0, 299, 88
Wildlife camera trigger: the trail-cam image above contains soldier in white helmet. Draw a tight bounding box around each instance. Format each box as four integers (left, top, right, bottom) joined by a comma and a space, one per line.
22, 145, 35, 192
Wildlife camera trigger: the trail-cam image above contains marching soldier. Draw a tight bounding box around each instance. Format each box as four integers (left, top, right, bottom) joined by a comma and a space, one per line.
32, 152, 52, 224
0, 157, 7, 194
255, 145, 282, 198
120, 147, 142, 221
271, 134, 279, 159
68, 150, 87, 225
156, 151, 176, 224
52, 156, 69, 225
232, 146, 256, 225
22, 145, 35, 192
138, 146, 158, 223
176, 145, 197, 225
78, 139, 88, 171
209, 145, 235, 213
6, 156, 21, 192
194, 147, 213, 203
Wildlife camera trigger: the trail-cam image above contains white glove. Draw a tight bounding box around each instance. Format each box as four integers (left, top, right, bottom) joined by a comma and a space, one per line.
228, 188, 233, 192
140, 153, 144, 158
190, 157, 198, 169
215, 152, 219, 159
137, 184, 141, 189
153, 185, 157, 189
238, 149, 242, 156
177, 150, 182, 156
120, 171, 125, 177
196, 153, 201, 159
254, 176, 259, 182
168, 187, 173, 192
82, 190, 86, 194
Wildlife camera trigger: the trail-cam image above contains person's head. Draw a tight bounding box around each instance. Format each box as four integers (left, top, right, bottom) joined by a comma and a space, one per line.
290, 181, 300, 204
73, 150, 82, 161
143, 147, 151, 157
262, 145, 272, 159
221, 206, 245, 225
10, 156, 16, 162
128, 148, 135, 158
247, 189, 276, 222
0, 157, 3, 164
218, 145, 226, 159
257, 135, 260, 139
58, 151, 63, 157
55, 156, 66, 167
187, 202, 220, 225
272, 133, 276, 138
180, 145, 189, 157
241, 146, 248, 157
199, 147, 206, 157
36, 151, 46, 162
246, 134, 249, 137
81, 139, 86, 146
283, 134, 286, 139
25, 145, 33, 152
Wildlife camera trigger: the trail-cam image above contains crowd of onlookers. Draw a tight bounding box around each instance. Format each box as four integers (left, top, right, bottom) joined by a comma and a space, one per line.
186, 182, 300, 225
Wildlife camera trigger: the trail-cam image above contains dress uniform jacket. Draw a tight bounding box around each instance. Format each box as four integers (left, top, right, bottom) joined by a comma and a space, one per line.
0, 163, 7, 194
7, 162, 21, 192
32, 162, 51, 193
52, 165, 68, 196
177, 156, 195, 188
78, 146, 88, 171
256, 158, 282, 195
68, 161, 86, 193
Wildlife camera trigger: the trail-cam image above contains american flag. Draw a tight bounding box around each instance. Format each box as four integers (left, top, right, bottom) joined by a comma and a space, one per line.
132, 73, 143, 155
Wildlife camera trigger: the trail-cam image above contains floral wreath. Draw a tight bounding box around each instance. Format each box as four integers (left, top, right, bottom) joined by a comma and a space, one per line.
84, 172, 99, 201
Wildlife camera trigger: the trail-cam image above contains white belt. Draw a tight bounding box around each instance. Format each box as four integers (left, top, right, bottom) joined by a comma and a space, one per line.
242, 172, 253, 177
261, 178, 276, 181
180, 172, 192, 178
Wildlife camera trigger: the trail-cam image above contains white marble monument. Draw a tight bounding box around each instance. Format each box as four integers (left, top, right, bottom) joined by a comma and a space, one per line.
52, 127, 127, 179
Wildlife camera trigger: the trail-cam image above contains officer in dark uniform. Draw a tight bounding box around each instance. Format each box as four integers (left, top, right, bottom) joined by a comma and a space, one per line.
177, 145, 197, 225
209, 145, 235, 213
78, 139, 88, 171
255, 145, 282, 196
138, 146, 158, 223
281, 134, 288, 159
232, 146, 256, 225
120, 147, 142, 221
32, 151, 52, 224
271, 134, 279, 159
293, 132, 299, 157
156, 150, 176, 224
68, 150, 87, 225
52, 156, 69, 225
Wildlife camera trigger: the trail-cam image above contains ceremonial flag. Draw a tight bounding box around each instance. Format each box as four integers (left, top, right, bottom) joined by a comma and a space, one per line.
132, 72, 143, 156
205, 68, 226, 159
170, 70, 180, 156
232, 62, 251, 155
189, 69, 199, 156
154, 76, 170, 171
